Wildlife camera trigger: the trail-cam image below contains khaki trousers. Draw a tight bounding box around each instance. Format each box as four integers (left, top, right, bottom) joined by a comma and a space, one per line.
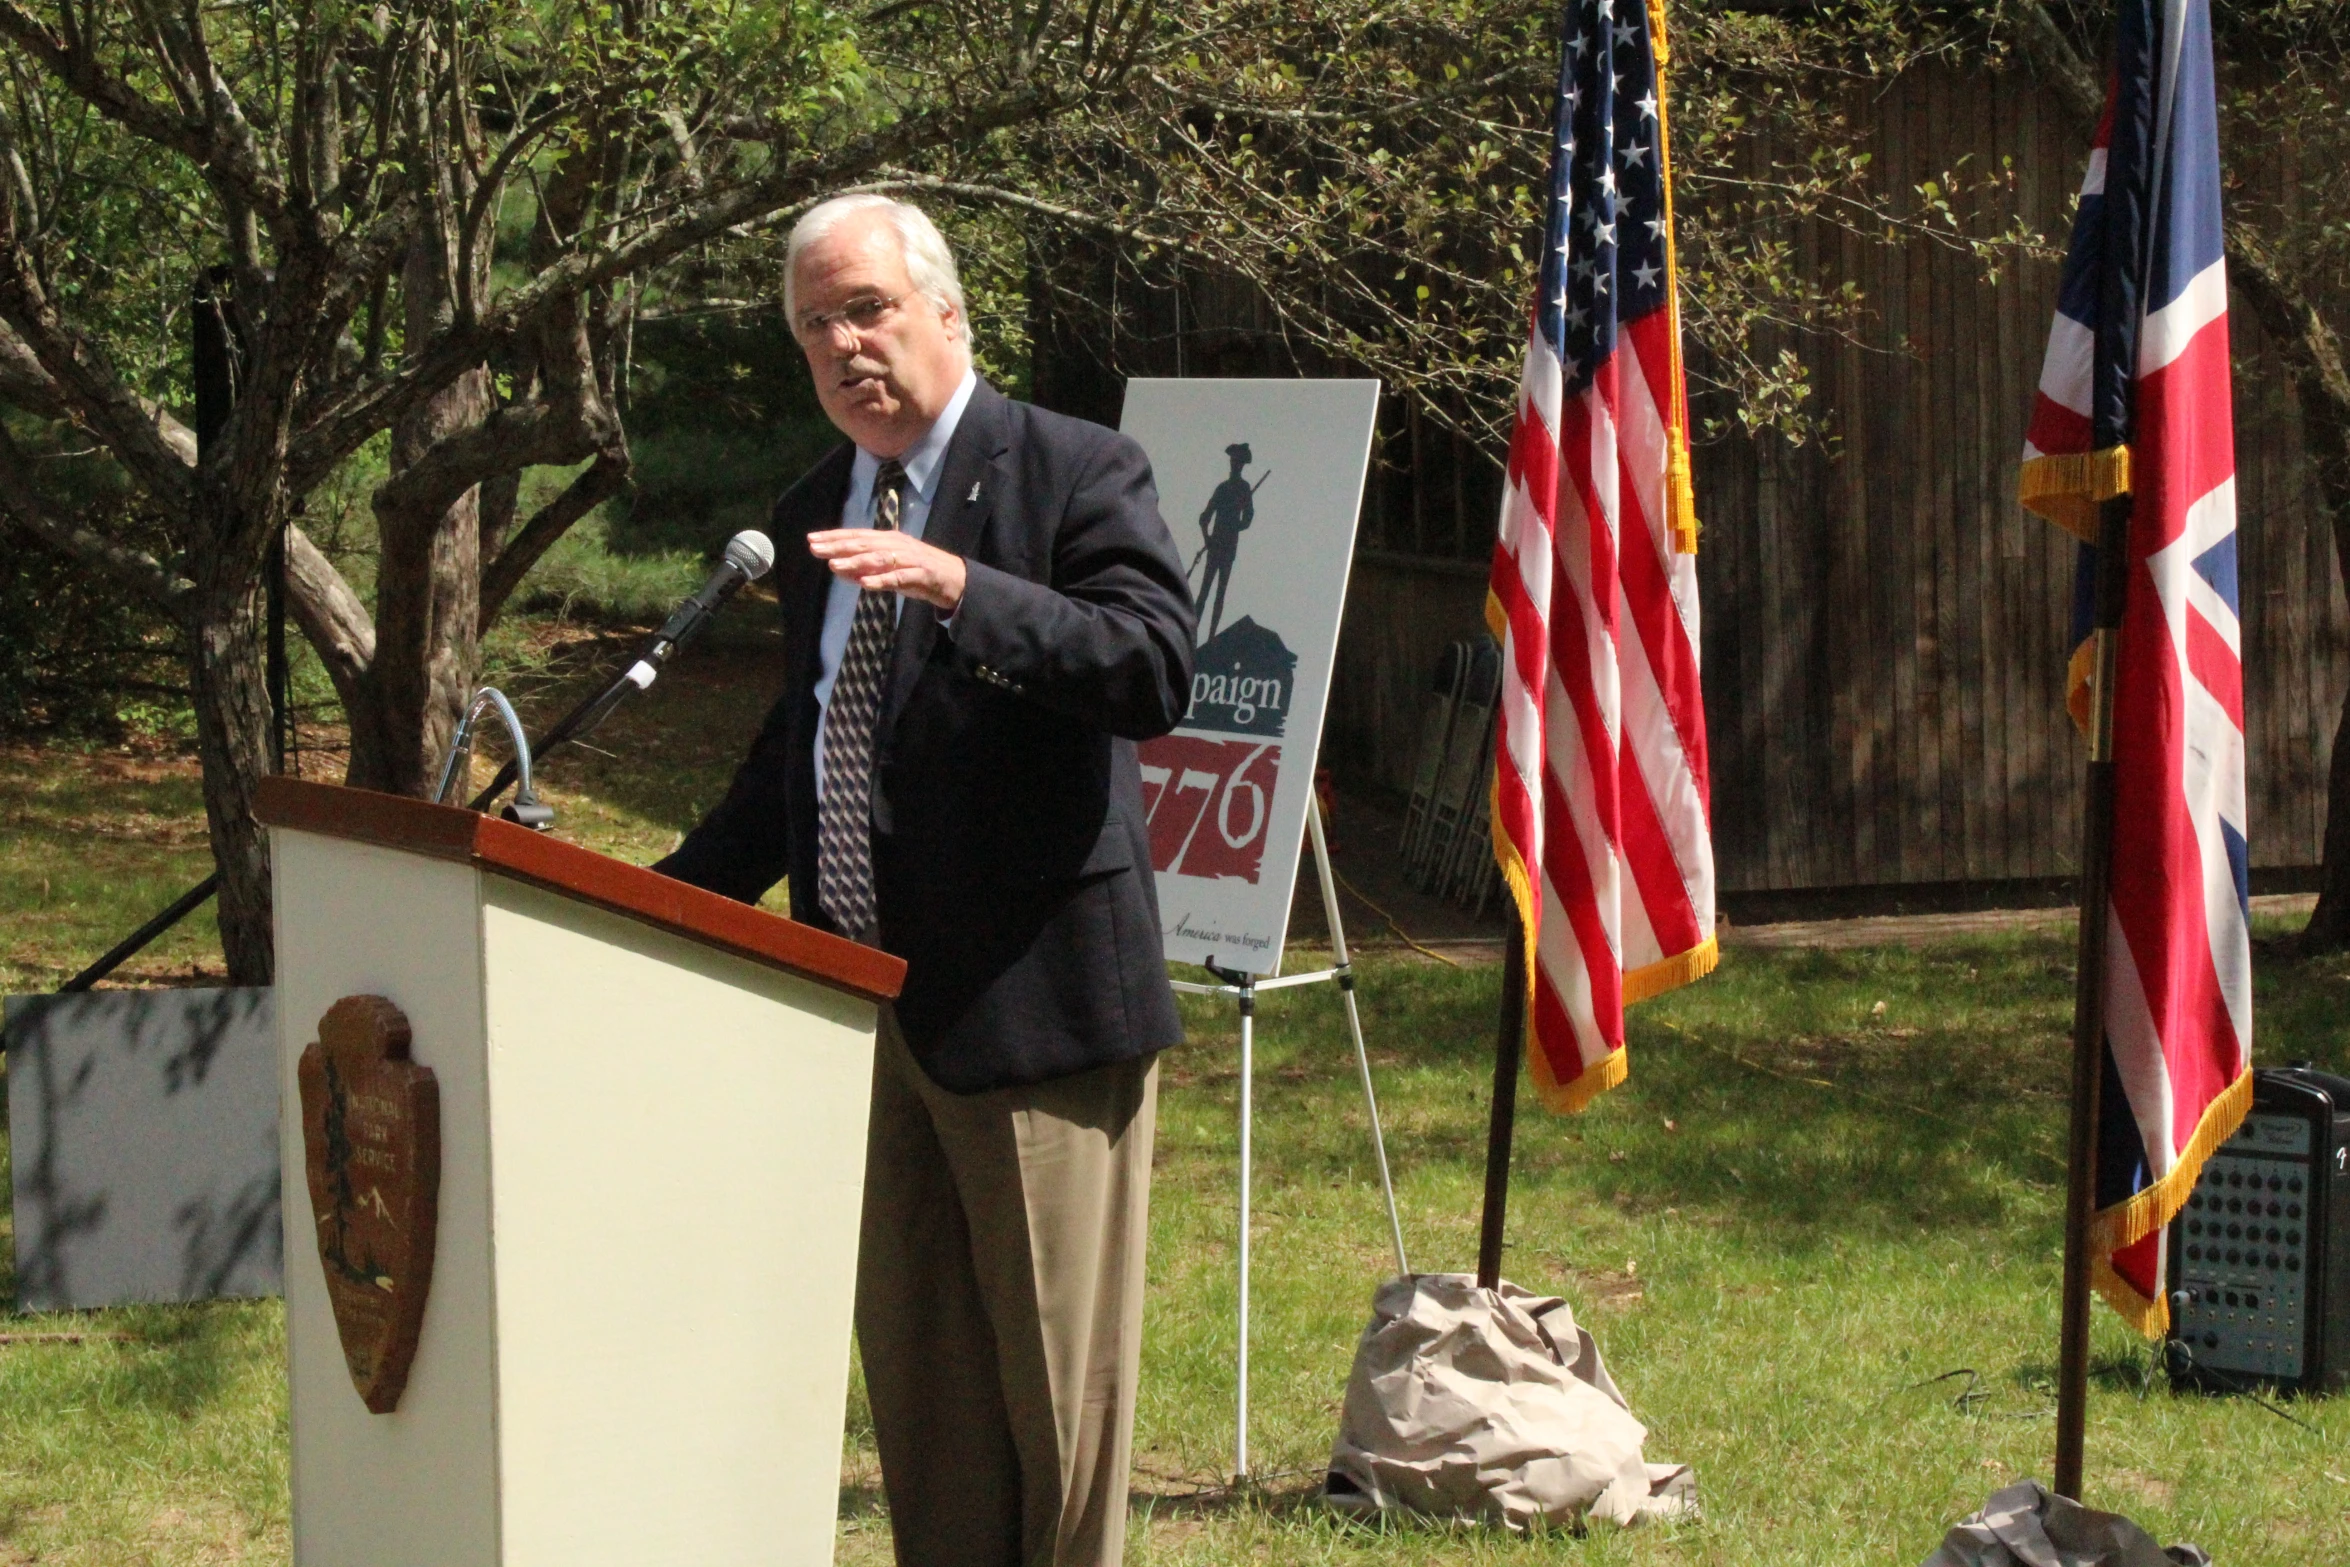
854, 1012, 1158, 1567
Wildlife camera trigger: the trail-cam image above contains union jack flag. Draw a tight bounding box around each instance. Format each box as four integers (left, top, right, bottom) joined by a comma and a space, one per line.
1488, 0, 1716, 1112
2020, 0, 2251, 1335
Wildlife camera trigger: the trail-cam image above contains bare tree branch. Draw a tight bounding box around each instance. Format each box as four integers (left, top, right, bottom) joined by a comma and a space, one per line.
0, 1, 291, 220
477, 448, 632, 627
487, 85, 1061, 339
283, 522, 375, 695
0, 421, 191, 614
0, 242, 194, 507
2010, 1, 2105, 125
371, 392, 617, 534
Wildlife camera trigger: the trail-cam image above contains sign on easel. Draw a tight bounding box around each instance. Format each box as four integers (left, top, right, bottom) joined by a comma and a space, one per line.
1121, 378, 1380, 976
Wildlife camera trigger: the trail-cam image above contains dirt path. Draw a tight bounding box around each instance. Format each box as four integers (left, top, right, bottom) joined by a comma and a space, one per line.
1315, 864, 2316, 966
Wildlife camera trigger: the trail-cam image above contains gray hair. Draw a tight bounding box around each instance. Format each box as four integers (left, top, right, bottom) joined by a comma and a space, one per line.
784, 194, 968, 341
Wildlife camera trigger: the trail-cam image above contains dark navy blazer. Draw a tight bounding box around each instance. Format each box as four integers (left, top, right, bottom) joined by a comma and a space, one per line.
656, 378, 1196, 1092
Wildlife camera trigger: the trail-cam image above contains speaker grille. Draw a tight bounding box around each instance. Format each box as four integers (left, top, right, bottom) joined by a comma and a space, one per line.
2171, 1113, 2316, 1381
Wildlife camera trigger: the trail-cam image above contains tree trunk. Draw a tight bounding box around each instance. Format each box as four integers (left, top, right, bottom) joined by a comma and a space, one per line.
186, 556, 277, 984
344, 240, 491, 797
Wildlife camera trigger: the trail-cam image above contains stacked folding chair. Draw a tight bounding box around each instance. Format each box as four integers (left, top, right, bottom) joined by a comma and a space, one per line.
1399, 641, 1471, 876
1400, 636, 1502, 913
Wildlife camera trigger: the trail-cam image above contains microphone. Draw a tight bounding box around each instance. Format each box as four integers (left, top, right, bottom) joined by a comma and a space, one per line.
461, 529, 775, 816
625, 529, 777, 690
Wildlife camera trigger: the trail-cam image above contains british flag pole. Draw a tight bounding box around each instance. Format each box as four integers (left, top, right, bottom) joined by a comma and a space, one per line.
2022, 0, 2255, 1498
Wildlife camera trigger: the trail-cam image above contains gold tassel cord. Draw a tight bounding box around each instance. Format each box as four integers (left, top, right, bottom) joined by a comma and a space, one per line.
2064, 636, 2099, 736
2020, 445, 2134, 544
1667, 429, 1701, 557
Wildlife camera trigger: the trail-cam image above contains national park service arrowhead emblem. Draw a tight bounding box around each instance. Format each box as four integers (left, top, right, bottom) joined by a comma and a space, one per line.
298, 996, 441, 1414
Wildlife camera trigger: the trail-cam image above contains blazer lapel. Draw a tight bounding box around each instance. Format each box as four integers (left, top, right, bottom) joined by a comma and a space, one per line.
879, 380, 1010, 734
777, 443, 855, 702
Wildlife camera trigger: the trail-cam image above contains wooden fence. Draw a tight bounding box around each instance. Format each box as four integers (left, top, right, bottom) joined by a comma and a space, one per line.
1325, 63, 2346, 895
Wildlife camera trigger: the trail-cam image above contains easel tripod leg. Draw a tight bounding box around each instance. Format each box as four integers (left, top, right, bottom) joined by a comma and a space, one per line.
1235, 974, 1254, 1482
1306, 801, 1409, 1278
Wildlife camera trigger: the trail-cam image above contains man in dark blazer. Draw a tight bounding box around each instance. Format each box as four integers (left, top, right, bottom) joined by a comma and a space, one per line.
656, 194, 1194, 1567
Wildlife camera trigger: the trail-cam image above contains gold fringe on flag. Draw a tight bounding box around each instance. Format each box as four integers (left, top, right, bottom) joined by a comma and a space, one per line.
2088, 1067, 2254, 1337
1648, 0, 1702, 557
1624, 936, 1719, 1004
2020, 445, 2133, 543
1532, 1040, 1629, 1115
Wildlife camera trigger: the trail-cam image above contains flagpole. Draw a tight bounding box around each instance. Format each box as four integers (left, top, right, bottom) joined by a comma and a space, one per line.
2053, 485, 2135, 1501
1476, 903, 1527, 1291
2053, 490, 2133, 1498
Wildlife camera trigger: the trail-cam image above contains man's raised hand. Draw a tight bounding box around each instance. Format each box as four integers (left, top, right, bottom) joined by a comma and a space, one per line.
808, 529, 967, 611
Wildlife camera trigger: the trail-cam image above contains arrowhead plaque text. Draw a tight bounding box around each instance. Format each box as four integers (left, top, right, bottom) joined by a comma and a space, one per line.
298, 995, 441, 1413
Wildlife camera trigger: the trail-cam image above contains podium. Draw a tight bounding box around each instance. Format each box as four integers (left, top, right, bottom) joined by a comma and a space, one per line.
256, 777, 904, 1567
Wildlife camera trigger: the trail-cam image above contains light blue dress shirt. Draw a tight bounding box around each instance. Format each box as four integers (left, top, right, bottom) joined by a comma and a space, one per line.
812, 366, 978, 799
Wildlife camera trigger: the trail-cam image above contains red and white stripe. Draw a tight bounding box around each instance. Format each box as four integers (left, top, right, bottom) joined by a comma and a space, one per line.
1489, 309, 1716, 1111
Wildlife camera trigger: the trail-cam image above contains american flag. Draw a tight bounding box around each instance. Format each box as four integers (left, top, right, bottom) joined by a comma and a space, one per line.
2020, 0, 2251, 1335
1488, 0, 1717, 1113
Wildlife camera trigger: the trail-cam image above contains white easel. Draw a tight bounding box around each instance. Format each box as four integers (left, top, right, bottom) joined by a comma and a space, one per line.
1169, 800, 1410, 1481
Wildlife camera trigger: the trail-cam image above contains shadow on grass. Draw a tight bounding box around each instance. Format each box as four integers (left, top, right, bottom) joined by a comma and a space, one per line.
838, 1477, 887, 1524
2004, 1346, 2164, 1398
0, 1301, 264, 1422
1166, 933, 2181, 1256
837, 1471, 1603, 1549
1132, 1468, 1326, 1522
105, 1302, 258, 1417
1174, 907, 2350, 1283
1130, 1472, 1686, 1552
2247, 936, 2350, 1076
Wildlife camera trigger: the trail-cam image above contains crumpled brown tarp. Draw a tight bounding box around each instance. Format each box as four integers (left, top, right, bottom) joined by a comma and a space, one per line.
1921, 1481, 2211, 1567
1323, 1273, 1695, 1530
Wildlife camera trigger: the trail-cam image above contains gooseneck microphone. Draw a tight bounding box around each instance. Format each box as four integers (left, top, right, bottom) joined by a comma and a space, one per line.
464, 530, 775, 816
629, 529, 780, 691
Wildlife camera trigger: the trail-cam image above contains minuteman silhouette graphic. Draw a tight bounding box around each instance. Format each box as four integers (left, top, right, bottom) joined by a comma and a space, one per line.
1190, 442, 1270, 643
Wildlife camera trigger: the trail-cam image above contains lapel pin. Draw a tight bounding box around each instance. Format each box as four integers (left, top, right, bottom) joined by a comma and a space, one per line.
967, 481, 982, 504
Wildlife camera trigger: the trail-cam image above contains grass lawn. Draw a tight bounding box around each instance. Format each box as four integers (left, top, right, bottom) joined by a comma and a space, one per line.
4, 626, 2348, 1563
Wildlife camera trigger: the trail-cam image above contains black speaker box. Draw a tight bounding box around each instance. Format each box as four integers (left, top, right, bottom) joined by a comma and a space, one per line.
2165, 1065, 2350, 1395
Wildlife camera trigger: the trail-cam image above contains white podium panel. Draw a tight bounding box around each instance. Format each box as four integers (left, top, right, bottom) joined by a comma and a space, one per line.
277, 836, 499, 1564
262, 778, 896, 1567
481, 879, 874, 1565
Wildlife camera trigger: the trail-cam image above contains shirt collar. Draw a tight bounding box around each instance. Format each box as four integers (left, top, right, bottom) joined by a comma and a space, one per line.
850, 366, 978, 505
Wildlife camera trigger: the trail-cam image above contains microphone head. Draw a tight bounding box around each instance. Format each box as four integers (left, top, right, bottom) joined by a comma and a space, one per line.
723, 530, 777, 581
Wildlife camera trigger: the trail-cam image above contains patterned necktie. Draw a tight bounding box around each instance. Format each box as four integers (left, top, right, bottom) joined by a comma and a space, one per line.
816, 459, 905, 942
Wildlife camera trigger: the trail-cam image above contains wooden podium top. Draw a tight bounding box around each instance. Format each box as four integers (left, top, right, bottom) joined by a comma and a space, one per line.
256, 776, 904, 1003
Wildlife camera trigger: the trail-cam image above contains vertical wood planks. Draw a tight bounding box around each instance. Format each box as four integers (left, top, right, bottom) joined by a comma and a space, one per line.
1672, 61, 2340, 892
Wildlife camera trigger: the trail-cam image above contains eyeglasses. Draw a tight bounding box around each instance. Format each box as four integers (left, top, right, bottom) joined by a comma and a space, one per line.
793, 292, 902, 344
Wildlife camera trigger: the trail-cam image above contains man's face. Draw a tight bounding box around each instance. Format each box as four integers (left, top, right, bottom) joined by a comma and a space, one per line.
792, 211, 969, 458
